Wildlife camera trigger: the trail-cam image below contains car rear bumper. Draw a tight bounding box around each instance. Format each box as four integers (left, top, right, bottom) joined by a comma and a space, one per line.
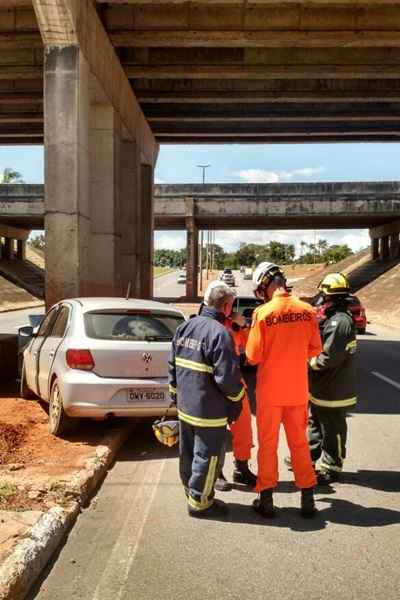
59, 372, 175, 418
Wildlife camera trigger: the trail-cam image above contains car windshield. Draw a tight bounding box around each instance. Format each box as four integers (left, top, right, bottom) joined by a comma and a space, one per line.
84, 311, 184, 341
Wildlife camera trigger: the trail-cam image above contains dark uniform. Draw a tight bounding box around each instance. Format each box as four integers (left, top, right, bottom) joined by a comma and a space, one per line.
169, 306, 245, 514
308, 307, 357, 475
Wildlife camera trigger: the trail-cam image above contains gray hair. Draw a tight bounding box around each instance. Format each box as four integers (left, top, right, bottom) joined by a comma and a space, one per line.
204, 281, 237, 310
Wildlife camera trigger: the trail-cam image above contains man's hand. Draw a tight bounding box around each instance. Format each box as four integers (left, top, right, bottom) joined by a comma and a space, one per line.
227, 400, 243, 424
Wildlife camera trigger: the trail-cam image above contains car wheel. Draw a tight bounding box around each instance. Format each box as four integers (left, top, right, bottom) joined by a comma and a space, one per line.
358, 328, 366, 335
20, 362, 35, 399
49, 379, 75, 437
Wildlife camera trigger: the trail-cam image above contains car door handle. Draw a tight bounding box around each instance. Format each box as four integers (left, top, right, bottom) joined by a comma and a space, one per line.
49, 351, 55, 358
33, 351, 38, 357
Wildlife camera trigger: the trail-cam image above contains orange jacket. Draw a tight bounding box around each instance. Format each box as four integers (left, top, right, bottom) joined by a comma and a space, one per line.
246, 291, 322, 406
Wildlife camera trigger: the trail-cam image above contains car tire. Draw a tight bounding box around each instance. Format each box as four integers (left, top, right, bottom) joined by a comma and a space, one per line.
20, 363, 35, 399
49, 379, 75, 437
358, 328, 366, 335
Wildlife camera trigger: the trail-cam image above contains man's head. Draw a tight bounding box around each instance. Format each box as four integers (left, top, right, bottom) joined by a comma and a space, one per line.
204, 280, 237, 318
252, 262, 286, 302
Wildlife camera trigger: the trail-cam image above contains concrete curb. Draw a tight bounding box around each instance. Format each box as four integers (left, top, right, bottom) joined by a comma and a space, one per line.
0, 420, 137, 600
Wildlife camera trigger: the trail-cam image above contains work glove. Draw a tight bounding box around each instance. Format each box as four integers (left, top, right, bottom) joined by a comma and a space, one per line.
227, 400, 243, 424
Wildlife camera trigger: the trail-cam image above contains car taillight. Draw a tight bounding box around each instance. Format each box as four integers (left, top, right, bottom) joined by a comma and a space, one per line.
66, 349, 95, 371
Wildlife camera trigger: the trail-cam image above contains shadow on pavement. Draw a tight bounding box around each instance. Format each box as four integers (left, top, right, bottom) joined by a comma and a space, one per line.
340, 470, 400, 493
210, 496, 400, 531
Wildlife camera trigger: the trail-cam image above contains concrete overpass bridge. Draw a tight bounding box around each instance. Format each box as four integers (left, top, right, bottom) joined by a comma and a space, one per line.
1, 182, 400, 298
2, 1, 400, 303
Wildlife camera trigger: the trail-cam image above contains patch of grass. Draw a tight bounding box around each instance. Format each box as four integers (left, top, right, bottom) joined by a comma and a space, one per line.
154, 267, 176, 278
0, 482, 17, 505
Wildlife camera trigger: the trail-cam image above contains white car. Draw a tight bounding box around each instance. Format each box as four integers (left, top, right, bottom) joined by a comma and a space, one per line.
177, 272, 187, 284
19, 298, 185, 436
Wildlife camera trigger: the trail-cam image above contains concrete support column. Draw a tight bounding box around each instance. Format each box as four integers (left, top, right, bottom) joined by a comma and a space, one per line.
380, 235, 390, 260
389, 233, 400, 259
4, 238, 12, 260
44, 46, 91, 307
139, 164, 154, 298
185, 198, 199, 300
120, 140, 139, 296
371, 237, 380, 261
88, 105, 122, 297
16, 239, 26, 260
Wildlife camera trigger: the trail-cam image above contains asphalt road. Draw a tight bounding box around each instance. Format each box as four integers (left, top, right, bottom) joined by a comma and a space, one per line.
30, 322, 400, 600
154, 269, 301, 299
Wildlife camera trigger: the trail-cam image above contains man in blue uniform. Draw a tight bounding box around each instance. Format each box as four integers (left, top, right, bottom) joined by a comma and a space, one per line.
169, 281, 245, 518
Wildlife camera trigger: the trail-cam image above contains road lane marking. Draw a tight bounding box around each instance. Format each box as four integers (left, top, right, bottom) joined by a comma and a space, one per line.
372, 371, 400, 390
91, 458, 166, 600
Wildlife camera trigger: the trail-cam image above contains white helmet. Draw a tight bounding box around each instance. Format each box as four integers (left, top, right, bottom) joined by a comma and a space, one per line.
252, 262, 285, 296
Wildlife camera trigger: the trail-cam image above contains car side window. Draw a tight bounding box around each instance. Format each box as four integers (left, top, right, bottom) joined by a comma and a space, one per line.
50, 306, 70, 338
36, 307, 58, 338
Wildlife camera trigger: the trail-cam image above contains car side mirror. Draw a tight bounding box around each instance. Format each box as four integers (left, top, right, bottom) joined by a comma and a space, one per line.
19, 325, 35, 338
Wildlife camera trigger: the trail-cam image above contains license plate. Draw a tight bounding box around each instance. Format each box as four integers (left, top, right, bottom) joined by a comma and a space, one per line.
127, 388, 166, 403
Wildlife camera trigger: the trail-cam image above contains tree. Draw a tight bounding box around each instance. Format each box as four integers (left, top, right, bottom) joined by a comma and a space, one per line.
324, 244, 353, 264
0, 168, 24, 184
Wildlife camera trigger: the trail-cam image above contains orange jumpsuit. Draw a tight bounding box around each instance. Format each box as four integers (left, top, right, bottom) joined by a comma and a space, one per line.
226, 322, 253, 461
246, 291, 322, 491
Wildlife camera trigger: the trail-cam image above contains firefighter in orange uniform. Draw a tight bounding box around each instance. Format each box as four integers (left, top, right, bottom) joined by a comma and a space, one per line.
246, 262, 322, 518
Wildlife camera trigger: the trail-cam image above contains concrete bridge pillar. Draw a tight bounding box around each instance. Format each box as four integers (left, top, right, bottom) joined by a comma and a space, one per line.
371, 237, 380, 261
185, 198, 199, 300
390, 233, 400, 259
16, 240, 25, 261
4, 238, 13, 260
44, 47, 91, 307
380, 235, 390, 261
36, 0, 158, 308
43, 46, 157, 307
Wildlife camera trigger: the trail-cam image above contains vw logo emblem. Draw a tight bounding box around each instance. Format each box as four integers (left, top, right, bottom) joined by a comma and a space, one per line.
142, 352, 152, 364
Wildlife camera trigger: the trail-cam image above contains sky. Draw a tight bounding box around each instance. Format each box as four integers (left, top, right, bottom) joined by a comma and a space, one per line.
1, 142, 399, 256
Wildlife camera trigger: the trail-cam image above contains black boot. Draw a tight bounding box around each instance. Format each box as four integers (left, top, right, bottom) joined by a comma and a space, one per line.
189, 499, 229, 519
317, 469, 339, 486
301, 487, 316, 518
253, 489, 275, 518
214, 471, 232, 492
233, 460, 257, 487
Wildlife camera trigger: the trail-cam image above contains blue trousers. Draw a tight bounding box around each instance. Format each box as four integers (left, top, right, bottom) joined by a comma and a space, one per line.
179, 421, 226, 512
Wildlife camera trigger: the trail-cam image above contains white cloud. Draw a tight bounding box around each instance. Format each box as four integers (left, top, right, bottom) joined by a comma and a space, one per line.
234, 167, 324, 184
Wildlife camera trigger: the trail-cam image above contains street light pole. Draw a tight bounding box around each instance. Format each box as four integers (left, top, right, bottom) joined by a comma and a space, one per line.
197, 164, 211, 285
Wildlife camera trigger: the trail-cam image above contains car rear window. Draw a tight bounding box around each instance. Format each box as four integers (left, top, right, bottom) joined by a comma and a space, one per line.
84, 311, 184, 341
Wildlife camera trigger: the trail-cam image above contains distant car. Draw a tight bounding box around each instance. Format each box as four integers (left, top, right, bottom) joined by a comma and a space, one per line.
177, 272, 186, 284
239, 266, 245, 274
221, 272, 236, 287
243, 268, 253, 280
312, 293, 367, 334
19, 298, 185, 436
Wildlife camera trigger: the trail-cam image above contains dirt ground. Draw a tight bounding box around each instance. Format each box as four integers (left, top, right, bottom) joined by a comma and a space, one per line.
0, 383, 122, 512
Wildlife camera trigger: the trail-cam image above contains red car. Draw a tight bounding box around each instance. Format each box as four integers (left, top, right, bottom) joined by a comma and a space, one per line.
313, 294, 367, 335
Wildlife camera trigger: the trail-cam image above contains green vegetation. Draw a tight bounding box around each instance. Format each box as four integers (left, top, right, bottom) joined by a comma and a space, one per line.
154, 266, 176, 278
155, 240, 353, 269
0, 168, 24, 184
0, 482, 17, 506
